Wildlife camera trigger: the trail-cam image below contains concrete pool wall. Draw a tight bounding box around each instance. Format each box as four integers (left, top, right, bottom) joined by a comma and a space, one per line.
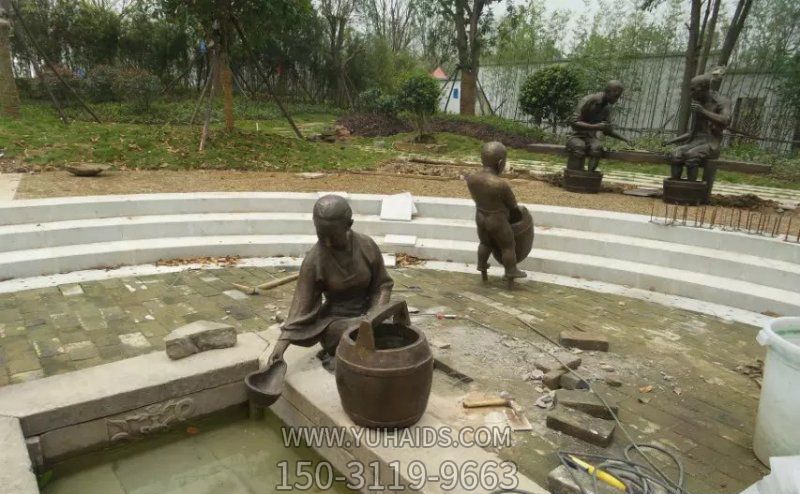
0, 192, 798, 316
0, 328, 546, 494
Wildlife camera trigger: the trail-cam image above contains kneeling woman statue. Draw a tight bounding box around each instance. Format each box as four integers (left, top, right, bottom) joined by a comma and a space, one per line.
266, 194, 394, 369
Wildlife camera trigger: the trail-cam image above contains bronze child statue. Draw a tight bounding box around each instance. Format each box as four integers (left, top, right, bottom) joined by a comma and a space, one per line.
266, 194, 394, 370
567, 80, 631, 173
665, 73, 731, 199
466, 141, 529, 283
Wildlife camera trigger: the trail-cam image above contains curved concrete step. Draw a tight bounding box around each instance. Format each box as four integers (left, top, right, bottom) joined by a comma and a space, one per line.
410, 238, 800, 316
3, 193, 797, 263
2, 212, 798, 292
0, 234, 797, 316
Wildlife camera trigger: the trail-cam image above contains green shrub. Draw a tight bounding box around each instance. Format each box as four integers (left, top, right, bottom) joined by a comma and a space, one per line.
396, 72, 440, 139
85, 65, 119, 103
37, 66, 81, 106
14, 78, 36, 99
113, 67, 161, 113
518, 64, 583, 133
357, 88, 398, 116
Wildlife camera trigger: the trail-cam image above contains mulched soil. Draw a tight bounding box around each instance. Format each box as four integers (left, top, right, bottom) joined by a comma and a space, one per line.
338, 113, 545, 149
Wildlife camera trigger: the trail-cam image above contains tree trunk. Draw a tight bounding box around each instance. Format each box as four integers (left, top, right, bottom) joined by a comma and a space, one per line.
697, 0, 721, 75
718, 0, 753, 68
678, 0, 702, 133
0, 18, 20, 119
460, 67, 477, 116
216, 1, 234, 133
220, 49, 234, 132
792, 111, 800, 155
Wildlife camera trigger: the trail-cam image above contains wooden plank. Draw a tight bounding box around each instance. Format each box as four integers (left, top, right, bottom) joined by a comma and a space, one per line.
525, 144, 772, 174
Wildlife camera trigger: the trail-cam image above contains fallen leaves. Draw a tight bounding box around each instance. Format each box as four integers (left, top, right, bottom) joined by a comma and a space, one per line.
396, 252, 425, 267
156, 255, 241, 267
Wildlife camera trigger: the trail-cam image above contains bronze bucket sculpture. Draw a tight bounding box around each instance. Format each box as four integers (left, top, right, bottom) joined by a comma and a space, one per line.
335, 301, 433, 429
492, 205, 534, 266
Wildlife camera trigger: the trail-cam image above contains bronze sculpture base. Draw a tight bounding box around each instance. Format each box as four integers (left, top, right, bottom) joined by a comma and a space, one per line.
662, 178, 709, 205
563, 168, 603, 194
335, 302, 433, 429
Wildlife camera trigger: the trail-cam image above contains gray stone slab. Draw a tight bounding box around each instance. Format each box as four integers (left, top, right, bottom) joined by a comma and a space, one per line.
546, 406, 616, 447
0, 416, 39, 494
164, 320, 237, 360
40, 381, 246, 464
559, 330, 610, 352
554, 389, 618, 419
534, 353, 582, 373
560, 373, 589, 390
0, 332, 266, 436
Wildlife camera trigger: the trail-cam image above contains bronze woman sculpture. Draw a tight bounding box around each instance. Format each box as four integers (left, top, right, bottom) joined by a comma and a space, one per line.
466, 142, 534, 285
266, 194, 394, 370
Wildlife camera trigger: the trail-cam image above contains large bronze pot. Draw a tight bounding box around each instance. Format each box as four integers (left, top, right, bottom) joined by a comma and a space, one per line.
492, 205, 534, 265
335, 301, 433, 429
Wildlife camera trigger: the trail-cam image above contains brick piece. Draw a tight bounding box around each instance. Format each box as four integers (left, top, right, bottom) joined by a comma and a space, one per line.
543, 369, 567, 389
547, 465, 621, 494
554, 389, 618, 419
560, 373, 589, 390
546, 406, 616, 447
164, 320, 237, 360
534, 353, 582, 373
559, 330, 609, 352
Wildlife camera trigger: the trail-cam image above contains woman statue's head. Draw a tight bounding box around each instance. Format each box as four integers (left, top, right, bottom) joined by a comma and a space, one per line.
313, 195, 353, 249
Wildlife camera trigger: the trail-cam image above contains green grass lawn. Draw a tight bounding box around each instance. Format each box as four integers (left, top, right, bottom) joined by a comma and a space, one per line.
2, 99, 799, 191
0, 102, 383, 171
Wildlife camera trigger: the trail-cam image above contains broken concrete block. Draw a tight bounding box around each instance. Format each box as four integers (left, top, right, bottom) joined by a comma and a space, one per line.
165, 321, 237, 360
554, 389, 618, 419
543, 369, 567, 389
534, 353, 582, 373
560, 373, 589, 390
546, 406, 616, 447
547, 465, 621, 494
559, 330, 609, 352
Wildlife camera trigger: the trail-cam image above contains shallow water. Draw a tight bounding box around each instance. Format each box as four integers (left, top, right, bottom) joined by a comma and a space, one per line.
42, 406, 354, 494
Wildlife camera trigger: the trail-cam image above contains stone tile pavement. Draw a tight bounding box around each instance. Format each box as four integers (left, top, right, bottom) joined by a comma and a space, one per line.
0, 266, 769, 491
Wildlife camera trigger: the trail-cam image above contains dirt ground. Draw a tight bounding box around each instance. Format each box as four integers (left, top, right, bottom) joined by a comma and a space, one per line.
13, 168, 800, 238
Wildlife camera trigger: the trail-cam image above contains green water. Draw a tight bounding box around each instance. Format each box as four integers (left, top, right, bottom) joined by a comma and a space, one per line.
41, 407, 354, 494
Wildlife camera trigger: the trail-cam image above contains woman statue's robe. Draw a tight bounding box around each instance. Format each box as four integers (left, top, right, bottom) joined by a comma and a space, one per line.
278, 231, 393, 353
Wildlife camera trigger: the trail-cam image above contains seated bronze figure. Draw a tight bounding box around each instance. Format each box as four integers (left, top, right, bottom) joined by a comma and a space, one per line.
566, 80, 630, 174
664, 74, 731, 203
266, 194, 394, 370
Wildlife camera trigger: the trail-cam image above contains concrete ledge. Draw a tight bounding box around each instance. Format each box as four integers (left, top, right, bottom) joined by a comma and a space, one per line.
0, 416, 38, 494
0, 332, 266, 436
270, 332, 547, 494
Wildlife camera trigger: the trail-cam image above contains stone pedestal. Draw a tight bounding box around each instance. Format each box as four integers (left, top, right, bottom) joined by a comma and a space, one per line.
662, 178, 709, 204
563, 168, 603, 194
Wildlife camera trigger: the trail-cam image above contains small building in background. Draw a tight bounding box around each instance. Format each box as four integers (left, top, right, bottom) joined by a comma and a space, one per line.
431, 66, 492, 116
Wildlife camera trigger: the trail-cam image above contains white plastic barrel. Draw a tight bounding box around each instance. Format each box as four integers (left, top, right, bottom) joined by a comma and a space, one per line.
753, 317, 800, 465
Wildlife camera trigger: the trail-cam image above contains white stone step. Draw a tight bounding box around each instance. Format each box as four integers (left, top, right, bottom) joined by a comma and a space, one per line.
1, 212, 798, 292
1, 234, 797, 316
410, 238, 800, 316
3, 193, 796, 264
